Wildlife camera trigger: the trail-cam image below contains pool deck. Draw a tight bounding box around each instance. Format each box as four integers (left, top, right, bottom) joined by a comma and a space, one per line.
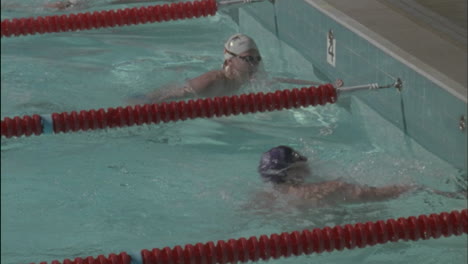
319, 0, 467, 97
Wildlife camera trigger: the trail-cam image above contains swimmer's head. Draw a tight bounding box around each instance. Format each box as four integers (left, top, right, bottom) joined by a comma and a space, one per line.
258, 146, 310, 184
223, 34, 263, 81
224, 34, 259, 60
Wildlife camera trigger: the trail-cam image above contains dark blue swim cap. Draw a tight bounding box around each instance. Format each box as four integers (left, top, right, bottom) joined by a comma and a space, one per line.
258, 146, 307, 184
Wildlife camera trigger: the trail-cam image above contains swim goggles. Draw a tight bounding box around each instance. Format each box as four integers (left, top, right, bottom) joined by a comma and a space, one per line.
225, 50, 262, 66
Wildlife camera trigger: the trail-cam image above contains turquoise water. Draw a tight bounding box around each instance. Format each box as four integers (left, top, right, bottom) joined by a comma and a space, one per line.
1, 3, 467, 264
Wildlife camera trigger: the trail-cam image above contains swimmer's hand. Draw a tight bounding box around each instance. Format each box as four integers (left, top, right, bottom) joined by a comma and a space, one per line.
422, 187, 467, 199
333, 79, 344, 88
45, 0, 90, 10
45, 1, 73, 10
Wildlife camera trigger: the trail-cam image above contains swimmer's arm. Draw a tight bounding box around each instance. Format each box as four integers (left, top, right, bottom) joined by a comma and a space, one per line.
44, 1, 73, 10
269, 78, 343, 88
45, 0, 91, 10
127, 71, 221, 105
270, 77, 321, 86
421, 187, 467, 199
47, 0, 164, 9
145, 86, 191, 103
148, 70, 222, 102
348, 184, 415, 202
126, 84, 191, 105
109, 0, 171, 4
350, 184, 466, 201
291, 181, 412, 202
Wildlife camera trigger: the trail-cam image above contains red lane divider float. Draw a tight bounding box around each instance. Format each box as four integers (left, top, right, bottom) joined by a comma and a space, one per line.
1, 0, 217, 37
35, 209, 468, 264
1, 84, 337, 138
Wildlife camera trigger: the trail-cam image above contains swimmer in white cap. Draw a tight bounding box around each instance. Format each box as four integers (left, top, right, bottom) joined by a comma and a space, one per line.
129, 33, 265, 104
256, 146, 466, 207
128, 33, 342, 104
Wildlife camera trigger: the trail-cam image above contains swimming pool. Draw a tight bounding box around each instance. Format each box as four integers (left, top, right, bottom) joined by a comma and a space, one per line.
1, 1, 467, 264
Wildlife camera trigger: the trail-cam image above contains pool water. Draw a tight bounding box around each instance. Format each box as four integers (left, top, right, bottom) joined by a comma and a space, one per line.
1, 3, 467, 264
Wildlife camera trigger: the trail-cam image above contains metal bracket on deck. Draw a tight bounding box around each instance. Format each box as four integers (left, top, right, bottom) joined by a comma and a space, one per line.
337, 78, 404, 94
218, 0, 266, 7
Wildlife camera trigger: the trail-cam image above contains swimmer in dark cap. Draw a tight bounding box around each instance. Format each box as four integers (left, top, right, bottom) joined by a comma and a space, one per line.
258, 146, 465, 206
259, 145, 311, 185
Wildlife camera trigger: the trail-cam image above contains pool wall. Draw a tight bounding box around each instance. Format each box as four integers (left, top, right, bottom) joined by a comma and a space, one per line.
233, 0, 467, 172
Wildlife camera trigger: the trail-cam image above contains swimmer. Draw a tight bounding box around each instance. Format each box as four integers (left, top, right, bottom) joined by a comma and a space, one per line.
45, 0, 89, 10
257, 146, 466, 207
44, 0, 179, 10
109, 0, 176, 4
127, 33, 341, 105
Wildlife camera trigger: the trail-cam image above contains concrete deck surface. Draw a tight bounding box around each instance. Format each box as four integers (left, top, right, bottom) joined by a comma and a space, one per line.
321, 0, 467, 92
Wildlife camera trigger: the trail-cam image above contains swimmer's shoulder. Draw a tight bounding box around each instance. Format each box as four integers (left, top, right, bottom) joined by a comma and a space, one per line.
281, 180, 348, 200
187, 70, 226, 95
194, 70, 225, 82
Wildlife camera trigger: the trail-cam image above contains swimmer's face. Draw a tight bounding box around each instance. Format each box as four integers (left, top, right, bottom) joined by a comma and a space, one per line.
235, 49, 262, 68
258, 146, 310, 185
225, 49, 262, 80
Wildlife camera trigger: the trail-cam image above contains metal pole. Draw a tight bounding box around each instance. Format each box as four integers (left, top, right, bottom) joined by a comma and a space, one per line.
337, 78, 403, 94
218, 0, 265, 8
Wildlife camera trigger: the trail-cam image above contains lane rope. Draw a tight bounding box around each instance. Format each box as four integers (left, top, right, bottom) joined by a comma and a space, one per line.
1, 0, 217, 37
35, 209, 467, 264
1, 84, 337, 138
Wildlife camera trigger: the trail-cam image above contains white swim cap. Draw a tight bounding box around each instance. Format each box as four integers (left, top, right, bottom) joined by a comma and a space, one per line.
69, 0, 79, 5
224, 34, 258, 60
